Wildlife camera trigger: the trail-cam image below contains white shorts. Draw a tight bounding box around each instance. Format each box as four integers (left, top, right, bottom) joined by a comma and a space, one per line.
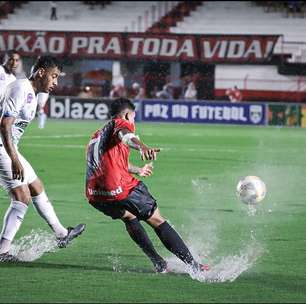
0, 145, 37, 191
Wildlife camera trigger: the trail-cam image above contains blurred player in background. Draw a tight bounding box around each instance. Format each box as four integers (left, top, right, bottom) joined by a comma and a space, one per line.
132, 82, 145, 100
37, 92, 49, 129
78, 85, 94, 98
0, 50, 20, 100
226, 85, 242, 103
85, 98, 209, 273
0, 55, 85, 262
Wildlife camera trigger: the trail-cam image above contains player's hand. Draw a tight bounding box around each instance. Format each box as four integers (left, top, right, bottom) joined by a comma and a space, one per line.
140, 146, 160, 161
11, 158, 24, 182
138, 162, 153, 177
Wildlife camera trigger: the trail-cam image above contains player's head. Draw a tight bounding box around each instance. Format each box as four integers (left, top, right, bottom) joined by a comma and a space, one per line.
110, 98, 136, 122
3, 50, 20, 73
30, 55, 63, 93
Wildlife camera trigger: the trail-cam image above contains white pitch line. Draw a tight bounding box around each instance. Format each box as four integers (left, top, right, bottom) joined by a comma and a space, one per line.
20, 133, 306, 154
23, 134, 88, 139
143, 132, 206, 137
20, 143, 305, 155
22, 143, 85, 149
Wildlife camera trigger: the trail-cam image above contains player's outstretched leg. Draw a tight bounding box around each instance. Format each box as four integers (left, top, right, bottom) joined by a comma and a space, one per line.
123, 217, 167, 273
30, 180, 86, 248
147, 209, 209, 273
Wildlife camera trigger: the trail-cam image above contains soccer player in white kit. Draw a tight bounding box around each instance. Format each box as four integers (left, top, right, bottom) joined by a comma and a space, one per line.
0, 50, 20, 100
0, 56, 85, 262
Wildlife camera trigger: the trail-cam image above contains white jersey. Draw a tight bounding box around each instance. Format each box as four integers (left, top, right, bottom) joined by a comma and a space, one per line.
0, 79, 37, 146
0, 65, 16, 101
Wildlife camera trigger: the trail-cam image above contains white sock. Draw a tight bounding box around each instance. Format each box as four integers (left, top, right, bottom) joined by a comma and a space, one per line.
0, 201, 28, 254
32, 191, 67, 238
38, 112, 47, 129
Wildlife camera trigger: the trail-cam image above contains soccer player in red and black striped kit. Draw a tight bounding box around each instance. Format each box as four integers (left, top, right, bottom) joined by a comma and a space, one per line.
85, 98, 209, 273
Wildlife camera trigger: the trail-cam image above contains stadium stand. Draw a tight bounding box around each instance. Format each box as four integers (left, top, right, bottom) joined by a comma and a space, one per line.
0, 1, 26, 22
170, 1, 306, 63
0, 1, 305, 101
148, 1, 202, 33
0, 1, 181, 32
4, 1, 304, 61
162, 1, 306, 102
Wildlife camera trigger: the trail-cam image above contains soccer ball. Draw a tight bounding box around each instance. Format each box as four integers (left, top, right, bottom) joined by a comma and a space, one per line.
236, 176, 266, 204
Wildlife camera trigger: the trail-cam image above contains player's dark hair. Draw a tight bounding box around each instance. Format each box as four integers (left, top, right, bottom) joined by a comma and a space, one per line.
31, 55, 63, 74
110, 98, 136, 117
6, 49, 20, 57
3, 49, 20, 64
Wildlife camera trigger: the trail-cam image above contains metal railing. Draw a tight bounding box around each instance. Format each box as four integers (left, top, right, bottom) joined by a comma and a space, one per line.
126, 1, 180, 32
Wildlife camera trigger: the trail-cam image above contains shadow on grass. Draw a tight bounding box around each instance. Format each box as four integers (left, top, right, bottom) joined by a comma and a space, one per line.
0, 262, 186, 277
0, 255, 185, 277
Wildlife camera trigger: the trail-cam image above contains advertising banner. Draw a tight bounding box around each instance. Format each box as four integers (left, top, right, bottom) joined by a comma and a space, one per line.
199, 35, 278, 63
141, 100, 266, 125
0, 31, 280, 63
301, 105, 306, 128
268, 104, 302, 127
47, 97, 141, 121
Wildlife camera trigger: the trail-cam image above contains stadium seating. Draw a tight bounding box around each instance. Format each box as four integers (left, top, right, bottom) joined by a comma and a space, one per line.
1, 1, 304, 101
0, 1, 180, 32
170, 1, 306, 63
148, 1, 202, 33
2, 1, 305, 61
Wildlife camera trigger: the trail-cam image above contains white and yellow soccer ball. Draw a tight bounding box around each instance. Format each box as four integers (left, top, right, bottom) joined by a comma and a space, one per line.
236, 176, 266, 205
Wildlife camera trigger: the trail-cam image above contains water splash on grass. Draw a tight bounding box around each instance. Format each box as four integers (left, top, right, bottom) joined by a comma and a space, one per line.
166, 240, 264, 283
168, 178, 265, 282
10, 229, 58, 262
107, 254, 122, 272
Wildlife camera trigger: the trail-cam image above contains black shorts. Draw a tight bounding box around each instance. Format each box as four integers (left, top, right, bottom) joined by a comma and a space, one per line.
89, 182, 157, 221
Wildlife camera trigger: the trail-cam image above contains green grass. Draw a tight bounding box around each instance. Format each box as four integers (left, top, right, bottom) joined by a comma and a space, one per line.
0, 119, 305, 303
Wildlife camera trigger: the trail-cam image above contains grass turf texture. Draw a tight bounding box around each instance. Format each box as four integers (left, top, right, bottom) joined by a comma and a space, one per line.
0, 119, 305, 303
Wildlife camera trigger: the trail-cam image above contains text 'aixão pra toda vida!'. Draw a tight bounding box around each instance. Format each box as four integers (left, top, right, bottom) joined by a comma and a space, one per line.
0, 32, 280, 62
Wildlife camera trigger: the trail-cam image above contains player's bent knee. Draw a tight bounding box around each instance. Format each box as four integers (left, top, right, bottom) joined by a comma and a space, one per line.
10, 185, 32, 204
121, 210, 137, 221
28, 178, 44, 196
146, 212, 165, 227
147, 218, 165, 228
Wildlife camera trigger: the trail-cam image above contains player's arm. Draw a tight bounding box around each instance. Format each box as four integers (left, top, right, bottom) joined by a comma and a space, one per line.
37, 93, 49, 113
118, 128, 160, 161
0, 116, 24, 181
128, 162, 153, 177
0, 85, 25, 181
